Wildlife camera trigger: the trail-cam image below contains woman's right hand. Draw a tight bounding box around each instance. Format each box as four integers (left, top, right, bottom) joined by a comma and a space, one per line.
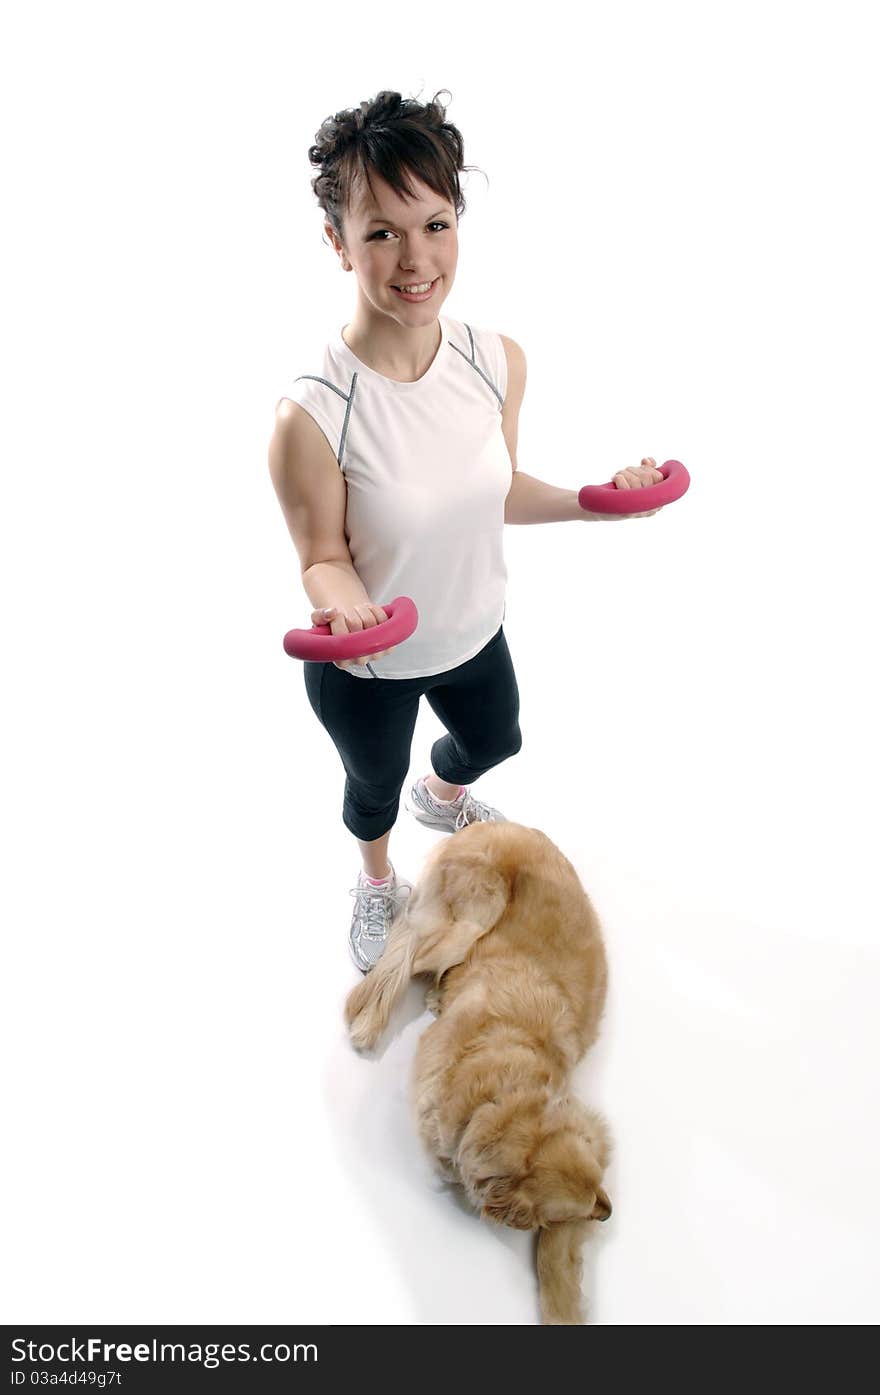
309, 603, 399, 670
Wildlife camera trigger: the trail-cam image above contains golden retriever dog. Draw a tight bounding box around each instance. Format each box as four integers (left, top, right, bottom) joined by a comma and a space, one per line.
344, 820, 612, 1325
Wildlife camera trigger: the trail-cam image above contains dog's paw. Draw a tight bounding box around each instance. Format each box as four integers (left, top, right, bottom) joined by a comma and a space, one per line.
344, 981, 383, 1050
343, 976, 371, 1028
348, 1009, 381, 1053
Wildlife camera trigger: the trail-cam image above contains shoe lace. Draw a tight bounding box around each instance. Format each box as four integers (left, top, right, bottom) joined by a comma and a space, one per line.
454, 793, 495, 831
348, 880, 396, 940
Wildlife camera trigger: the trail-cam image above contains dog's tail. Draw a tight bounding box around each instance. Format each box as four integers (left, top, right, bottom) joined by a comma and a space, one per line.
345, 915, 420, 1051
536, 1220, 590, 1325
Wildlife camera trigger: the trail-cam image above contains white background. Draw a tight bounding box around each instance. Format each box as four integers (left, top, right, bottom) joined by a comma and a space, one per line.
3, 0, 878, 1325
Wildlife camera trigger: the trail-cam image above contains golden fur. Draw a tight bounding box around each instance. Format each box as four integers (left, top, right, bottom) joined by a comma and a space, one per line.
344, 820, 612, 1325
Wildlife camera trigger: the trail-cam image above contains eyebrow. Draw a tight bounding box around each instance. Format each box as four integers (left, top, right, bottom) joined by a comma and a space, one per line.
365, 208, 452, 225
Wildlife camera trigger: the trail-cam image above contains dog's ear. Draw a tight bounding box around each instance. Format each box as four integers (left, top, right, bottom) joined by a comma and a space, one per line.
480, 1178, 537, 1231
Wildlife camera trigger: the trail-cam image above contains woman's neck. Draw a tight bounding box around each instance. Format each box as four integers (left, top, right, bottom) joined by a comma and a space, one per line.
342, 312, 441, 382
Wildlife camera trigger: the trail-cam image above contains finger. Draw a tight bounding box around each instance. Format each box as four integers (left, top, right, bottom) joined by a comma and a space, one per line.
311, 606, 338, 624
612, 471, 632, 489
358, 606, 385, 631
354, 604, 378, 629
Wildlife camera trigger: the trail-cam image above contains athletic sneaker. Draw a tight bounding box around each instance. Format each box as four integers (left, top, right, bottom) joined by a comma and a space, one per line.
404, 774, 507, 834
348, 862, 413, 974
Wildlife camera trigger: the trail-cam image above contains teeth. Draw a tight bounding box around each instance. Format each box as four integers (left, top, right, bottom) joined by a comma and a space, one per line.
396, 280, 433, 294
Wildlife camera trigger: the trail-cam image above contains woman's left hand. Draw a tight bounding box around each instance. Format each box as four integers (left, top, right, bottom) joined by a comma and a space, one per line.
610, 457, 664, 517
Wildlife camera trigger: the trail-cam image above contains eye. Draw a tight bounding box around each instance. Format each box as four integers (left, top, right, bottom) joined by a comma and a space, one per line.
368, 222, 449, 241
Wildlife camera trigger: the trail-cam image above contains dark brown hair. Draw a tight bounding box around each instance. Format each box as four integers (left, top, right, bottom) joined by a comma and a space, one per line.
308, 88, 485, 247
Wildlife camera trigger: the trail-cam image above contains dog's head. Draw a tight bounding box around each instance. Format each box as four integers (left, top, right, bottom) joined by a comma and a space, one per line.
458, 1099, 612, 1230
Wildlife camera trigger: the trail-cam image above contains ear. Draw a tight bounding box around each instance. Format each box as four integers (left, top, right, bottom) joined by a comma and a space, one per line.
479, 1179, 536, 1231
590, 1185, 612, 1222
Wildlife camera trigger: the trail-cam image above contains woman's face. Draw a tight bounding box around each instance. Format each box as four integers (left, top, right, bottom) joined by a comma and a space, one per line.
327, 169, 459, 323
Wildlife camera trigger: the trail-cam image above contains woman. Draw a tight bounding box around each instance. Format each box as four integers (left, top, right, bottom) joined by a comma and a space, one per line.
269, 89, 660, 972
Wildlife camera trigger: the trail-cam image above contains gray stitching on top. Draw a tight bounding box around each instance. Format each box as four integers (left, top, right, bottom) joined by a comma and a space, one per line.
293, 371, 357, 468
338, 371, 357, 468
293, 373, 351, 403
449, 325, 504, 408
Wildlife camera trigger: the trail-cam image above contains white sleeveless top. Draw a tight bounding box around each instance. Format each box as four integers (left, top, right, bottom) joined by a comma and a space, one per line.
278, 314, 511, 679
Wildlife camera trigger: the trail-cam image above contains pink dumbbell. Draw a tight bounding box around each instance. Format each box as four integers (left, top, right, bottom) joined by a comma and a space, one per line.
579, 459, 690, 515
283, 595, 419, 662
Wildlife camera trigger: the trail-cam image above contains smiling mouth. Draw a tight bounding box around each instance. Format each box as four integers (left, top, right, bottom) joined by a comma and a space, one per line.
391, 277, 438, 292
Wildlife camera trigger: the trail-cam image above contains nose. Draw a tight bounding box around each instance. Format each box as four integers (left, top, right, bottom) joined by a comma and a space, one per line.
397, 232, 436, 274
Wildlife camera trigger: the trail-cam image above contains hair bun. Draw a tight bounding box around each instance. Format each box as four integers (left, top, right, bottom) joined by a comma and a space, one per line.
310, 92, 416, 167
310, 99, 373, 166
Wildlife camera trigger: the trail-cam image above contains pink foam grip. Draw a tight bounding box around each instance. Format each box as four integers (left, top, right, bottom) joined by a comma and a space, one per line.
578, 459, 690, 515
283, 595, 419, 661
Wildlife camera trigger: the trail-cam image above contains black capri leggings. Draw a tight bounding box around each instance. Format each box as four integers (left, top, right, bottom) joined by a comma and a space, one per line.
303, 624, 522, 842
